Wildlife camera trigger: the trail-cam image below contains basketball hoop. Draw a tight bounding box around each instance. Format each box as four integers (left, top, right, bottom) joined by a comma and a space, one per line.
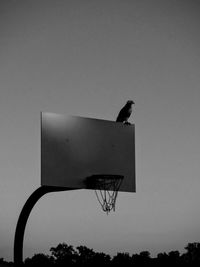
85, 175, 124, 214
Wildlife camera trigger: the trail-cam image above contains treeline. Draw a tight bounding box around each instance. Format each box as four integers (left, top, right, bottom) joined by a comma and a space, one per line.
1, 242, 200, 266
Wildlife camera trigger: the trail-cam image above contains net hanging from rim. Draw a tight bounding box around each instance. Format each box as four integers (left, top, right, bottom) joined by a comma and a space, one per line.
85, 175, 124, 214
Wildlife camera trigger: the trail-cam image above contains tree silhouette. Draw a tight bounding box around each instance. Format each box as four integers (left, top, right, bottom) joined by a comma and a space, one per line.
9, 241, 200, 266
156, 252, 169, 267
50, 243, 78, 266
92, 251, 111, 266
139, 251, 151, 265
112, 252, 132, 266
76, 245, 95, 266
76, 245, 111, 266
24, 253, 54, 266
182, 242, 200, 266
168, 250, 180, 265
131, 251, 152, 267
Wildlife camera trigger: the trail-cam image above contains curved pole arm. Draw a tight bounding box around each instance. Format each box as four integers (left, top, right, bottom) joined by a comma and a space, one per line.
14, 186, 72, 266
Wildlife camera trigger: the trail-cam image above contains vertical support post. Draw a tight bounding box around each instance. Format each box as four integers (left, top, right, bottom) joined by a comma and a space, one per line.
14, 186, 70, 266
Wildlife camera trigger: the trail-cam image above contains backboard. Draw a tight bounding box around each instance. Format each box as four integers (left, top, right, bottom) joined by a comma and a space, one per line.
41, 112, 135, 192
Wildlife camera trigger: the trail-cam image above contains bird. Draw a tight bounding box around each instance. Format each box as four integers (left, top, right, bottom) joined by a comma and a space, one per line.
116, 100, 135, 124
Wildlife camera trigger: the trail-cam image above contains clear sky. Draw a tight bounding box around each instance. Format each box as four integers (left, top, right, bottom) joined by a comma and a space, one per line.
1, 0, 200, 261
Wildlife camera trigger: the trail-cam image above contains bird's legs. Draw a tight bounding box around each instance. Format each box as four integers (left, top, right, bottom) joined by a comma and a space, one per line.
124, 121, 131, 125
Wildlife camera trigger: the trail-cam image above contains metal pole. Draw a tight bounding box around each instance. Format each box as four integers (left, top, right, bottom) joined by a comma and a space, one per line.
14, 186, 71, 266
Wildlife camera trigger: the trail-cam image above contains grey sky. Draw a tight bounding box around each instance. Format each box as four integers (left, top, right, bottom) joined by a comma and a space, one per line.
0, 0, 200, 261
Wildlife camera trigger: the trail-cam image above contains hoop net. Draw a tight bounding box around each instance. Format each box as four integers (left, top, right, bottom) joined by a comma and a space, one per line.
86, 175, 124, 214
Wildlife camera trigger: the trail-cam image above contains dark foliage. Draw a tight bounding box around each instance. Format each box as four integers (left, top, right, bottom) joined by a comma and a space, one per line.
2, 242, 200, 266
24, 253, 54, 267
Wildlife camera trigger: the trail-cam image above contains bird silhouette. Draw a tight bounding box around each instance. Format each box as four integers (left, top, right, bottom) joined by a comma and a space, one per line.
116, 100, 135, 124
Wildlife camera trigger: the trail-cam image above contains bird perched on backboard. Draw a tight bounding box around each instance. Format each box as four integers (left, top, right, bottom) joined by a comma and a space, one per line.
116, 100, 135, 125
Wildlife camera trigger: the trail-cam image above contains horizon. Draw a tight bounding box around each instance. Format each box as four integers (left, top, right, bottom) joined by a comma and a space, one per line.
1, 240, 199, 263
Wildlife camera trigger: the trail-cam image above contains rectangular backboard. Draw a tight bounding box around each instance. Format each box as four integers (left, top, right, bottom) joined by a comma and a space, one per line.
41, 112, 135, 192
